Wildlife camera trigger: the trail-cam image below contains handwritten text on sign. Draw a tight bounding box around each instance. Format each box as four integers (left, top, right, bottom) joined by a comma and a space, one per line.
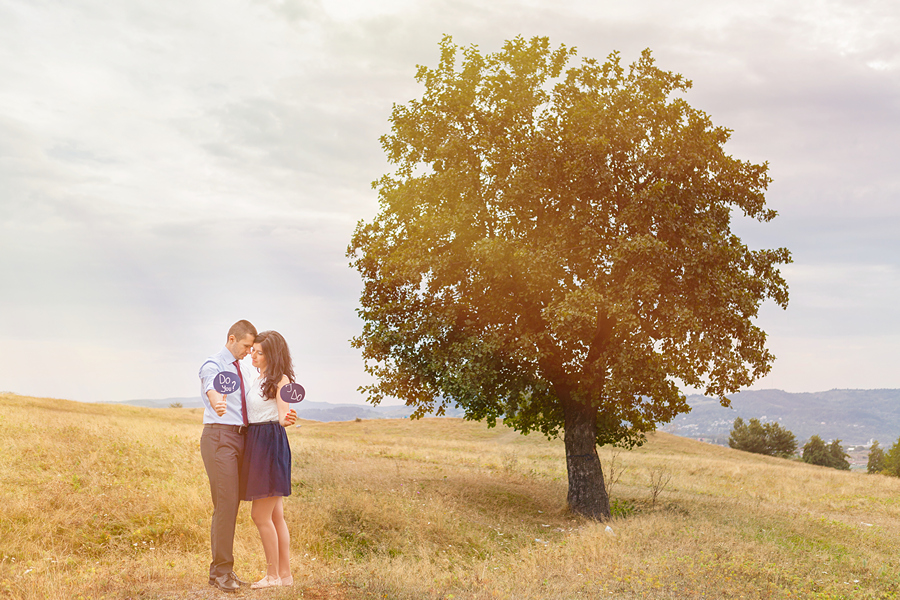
213, 371, 241, 395
280, 383, 306, 404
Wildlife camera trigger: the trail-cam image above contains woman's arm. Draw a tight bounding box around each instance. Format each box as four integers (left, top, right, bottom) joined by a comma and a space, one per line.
274, 375, 297, 427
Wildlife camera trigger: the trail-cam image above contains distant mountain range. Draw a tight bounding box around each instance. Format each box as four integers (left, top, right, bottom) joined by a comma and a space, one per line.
664, 389, 900, 446
118, 388, 900, 446
116, 397, 466, 421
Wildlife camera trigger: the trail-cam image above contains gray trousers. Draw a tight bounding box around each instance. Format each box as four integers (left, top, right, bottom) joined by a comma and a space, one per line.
200, 426, 245, 579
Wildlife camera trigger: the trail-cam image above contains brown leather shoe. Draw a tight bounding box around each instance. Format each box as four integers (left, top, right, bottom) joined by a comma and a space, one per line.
211, 574, 239, 593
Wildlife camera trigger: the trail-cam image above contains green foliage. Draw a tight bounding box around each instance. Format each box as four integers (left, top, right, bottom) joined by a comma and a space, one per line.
867, 440, 885, 474
882, 438, 900, 476
826, 439, 850, 470
728, 417, 797, 458
348, 35, 790, 452
801, 436, 828, 467
802, 435, 849, 470
609, 498, 637, 519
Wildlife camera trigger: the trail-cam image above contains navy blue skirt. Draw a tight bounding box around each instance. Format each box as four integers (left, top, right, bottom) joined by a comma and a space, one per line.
240, 421, 292, 501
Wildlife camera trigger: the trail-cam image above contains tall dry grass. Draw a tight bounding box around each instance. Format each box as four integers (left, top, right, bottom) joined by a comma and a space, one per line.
2, 392, 900, 599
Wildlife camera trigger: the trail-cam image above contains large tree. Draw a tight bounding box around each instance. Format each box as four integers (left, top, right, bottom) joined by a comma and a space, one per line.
348, 36, 790, 519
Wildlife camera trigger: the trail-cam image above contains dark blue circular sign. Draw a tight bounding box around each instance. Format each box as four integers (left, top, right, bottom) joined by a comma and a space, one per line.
280, 383, 306, 404
213, 371, 241, 395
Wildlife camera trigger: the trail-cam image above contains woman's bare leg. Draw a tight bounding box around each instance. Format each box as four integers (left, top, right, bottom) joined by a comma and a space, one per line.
251, 497, 281, 578
272, 497, 292, 580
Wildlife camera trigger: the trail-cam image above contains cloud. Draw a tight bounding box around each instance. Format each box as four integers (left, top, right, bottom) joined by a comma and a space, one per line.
0, 0, 899, 403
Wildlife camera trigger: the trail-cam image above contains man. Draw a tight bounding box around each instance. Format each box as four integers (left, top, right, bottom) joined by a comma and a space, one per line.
198, 320, 257, 593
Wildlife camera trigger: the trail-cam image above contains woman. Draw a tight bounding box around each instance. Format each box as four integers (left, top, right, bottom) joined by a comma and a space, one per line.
241, 330, 296, 588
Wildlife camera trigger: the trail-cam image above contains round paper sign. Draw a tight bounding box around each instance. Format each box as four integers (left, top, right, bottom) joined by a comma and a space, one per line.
280, 382, 306, 404
213, 371, 241, 395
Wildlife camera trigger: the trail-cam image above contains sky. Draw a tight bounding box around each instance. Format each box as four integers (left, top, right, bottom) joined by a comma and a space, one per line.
1, 0, 898, 404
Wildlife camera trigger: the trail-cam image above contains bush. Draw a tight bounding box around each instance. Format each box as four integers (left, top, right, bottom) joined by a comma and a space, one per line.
802, 435, 849, 470
867, 441, 885, 474
728, 417, 797, 458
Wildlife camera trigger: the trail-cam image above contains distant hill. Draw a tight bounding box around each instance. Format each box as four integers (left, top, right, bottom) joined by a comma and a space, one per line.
119, 397, 204, 409
118, 388, 900, 444
664, 389, 900, 446
113, 397, 466, 421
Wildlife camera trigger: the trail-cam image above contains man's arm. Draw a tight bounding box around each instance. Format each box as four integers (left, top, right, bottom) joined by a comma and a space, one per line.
199, 360, 227, 417
207, 389, 227, 417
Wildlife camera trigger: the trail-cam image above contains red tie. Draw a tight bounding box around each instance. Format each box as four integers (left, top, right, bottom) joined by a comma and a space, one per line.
233, 360, 249, 426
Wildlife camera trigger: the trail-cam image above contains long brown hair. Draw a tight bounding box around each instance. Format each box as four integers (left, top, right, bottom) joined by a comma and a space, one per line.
254, 330, 295, 400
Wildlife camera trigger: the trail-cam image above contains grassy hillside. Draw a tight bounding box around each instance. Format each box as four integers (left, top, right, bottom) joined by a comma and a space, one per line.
2, 392, 900, 599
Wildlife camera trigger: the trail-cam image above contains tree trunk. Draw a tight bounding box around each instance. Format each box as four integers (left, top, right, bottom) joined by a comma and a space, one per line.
563, 397, 611, 520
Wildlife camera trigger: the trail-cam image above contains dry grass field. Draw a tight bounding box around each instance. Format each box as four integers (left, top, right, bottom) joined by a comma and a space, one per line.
2, 392, 900, 599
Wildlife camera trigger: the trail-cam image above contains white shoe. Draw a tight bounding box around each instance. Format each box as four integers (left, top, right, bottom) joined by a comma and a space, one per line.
280, 575, 293, 586
250, 575, 282, 589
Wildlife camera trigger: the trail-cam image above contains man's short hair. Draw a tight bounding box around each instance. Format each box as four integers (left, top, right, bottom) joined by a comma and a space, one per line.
227, 320, 258, 342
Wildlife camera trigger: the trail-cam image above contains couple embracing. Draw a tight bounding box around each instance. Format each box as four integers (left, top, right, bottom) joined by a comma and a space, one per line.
199, 320, 298, 592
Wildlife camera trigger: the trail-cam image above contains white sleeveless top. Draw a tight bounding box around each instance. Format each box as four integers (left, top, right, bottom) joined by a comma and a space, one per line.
246, 374, 279, 423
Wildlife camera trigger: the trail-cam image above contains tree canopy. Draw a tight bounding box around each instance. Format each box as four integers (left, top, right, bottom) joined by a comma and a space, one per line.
728, 417, 797, 458
802, 435, 850, 470
881, 438, 900, 476
867, 440, 885, 474
348, 36, 790, 518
